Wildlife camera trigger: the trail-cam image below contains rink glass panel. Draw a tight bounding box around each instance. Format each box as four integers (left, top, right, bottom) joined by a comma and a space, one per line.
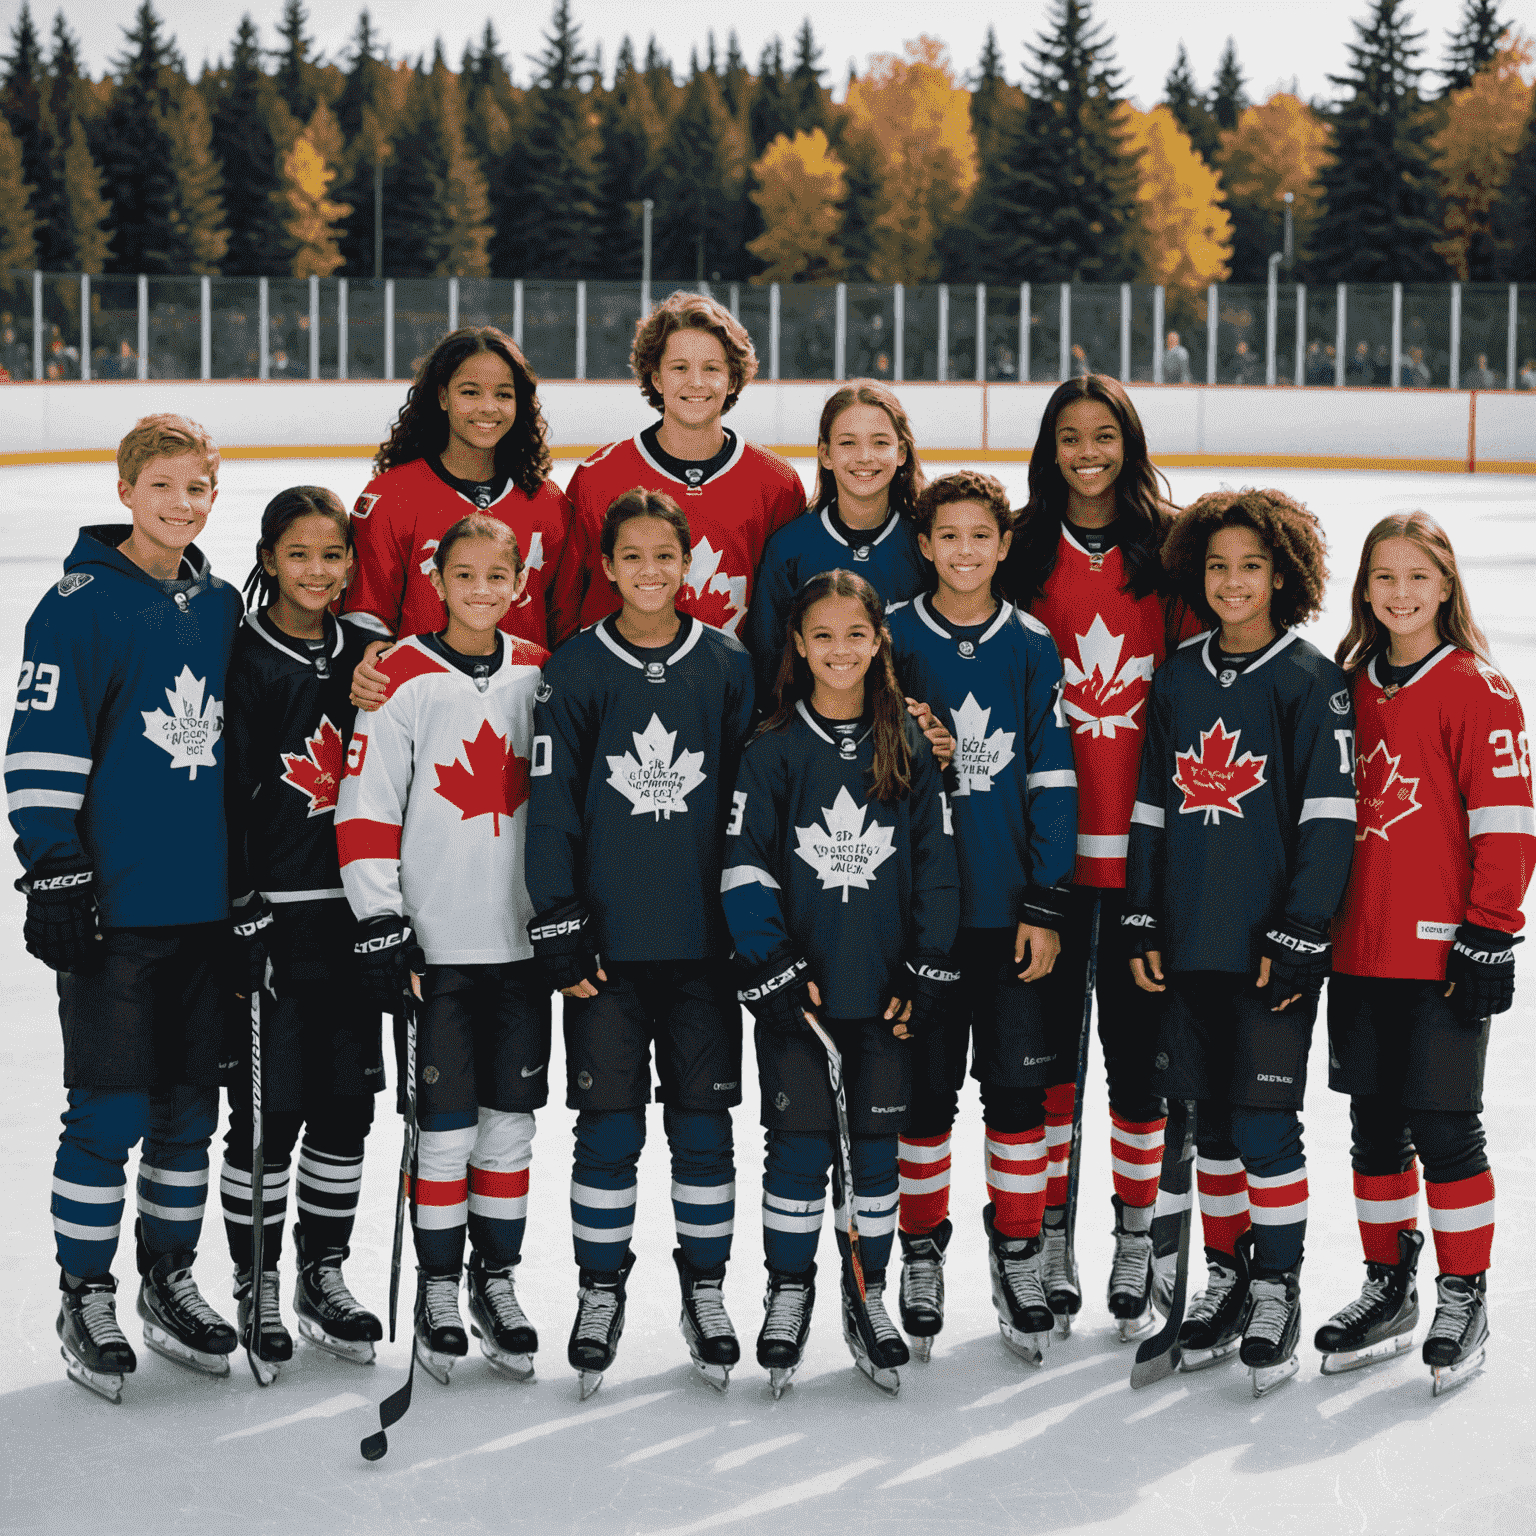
1402, 286, 1452, 388
390, 279, 450, 380
521, 281, 578, 381
899, 285, 938, 382
735, 284, 773, 376
1341, 283, 1393, 387
341, 280, 387, 381
845, 285, 896, 381
984, 285, 1022, 383
1028, 287, 1064, 383
1300, 286, 1340, 386
586, 282, 645, 381
1459, 285, 1510, 387
146, 279, 202, 381
778, 285, 835, 381
1213, 284, 1265, 386
1518, 286, 1536, 388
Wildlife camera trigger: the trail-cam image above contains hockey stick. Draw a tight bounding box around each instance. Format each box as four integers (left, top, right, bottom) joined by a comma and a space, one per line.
246, 988, 277, 1387
805, 1017, 867, 1307
1130, 1098, 1196, 1389
1060, 894, 1101, 1287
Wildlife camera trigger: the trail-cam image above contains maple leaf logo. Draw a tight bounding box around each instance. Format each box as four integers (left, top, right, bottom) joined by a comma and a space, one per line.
678, 536, 748, 635
279, 715, 347, 816
952, 692, 1016, 796
1060, 613, 1154, 739
141, 666, 223, 779
794, 784, 898, 902
1173, 718, 1267, 824
605, 713, 707, 819
432, 718, 529, 836
419, 539, 440, 578
1353, 739, 1420, 842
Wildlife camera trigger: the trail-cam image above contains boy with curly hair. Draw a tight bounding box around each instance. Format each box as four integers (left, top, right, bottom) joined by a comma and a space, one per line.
1124, 488, 1356, 1397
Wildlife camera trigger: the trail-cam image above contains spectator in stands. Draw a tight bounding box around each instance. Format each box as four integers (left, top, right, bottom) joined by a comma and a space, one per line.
1461, 353, 1498, 389
1517, 359, 1535, 390
1373, 344, 1393, 385
1229, 339, 1258, 385
1162, 330, 1191, 383
1347, 340, 1372, 386
1304, 340, 1331, 386
114, 339, 137, 378
1402, 346, 1431, 388
1070, 342, 1091, 377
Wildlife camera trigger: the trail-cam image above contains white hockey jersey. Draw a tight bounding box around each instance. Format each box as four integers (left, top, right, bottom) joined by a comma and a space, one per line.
336, 633, 546, 966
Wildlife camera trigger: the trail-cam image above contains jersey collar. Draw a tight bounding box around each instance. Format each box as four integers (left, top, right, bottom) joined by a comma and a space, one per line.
821, 506, 901, 551
1365, 643, 1457, 693
1199, 627, 1298, 680
795, 697, 872, 750
1059, 523, 1121, 567
246, 609, 344, 663
632, 429, 747, 488
593, 612, 705, 673
912, 591, 1014, 646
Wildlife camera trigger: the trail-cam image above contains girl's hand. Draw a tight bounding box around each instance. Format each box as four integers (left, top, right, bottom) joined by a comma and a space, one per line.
906, 697, 954, 769
1130, 952, 1166, 993
1014, 922, 1061, 982
560, 967, 607, 1000
804, 979, 822, 1027
1255, 956, 1301, 1012
350, 641, 395, 712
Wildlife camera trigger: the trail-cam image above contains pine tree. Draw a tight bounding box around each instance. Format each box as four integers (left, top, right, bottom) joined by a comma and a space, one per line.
1493, 95, 1535, 276
47, 12, 86, 124
1164, 42, 1219, 163
0, 112, 37, 272
333, 11, 396, 276
60, 112, 109, 272
835, 123, 883, 281
652, 56, 742, 279
788, 19, 828, 133
274, 0, 317, 123
272, 128, 349, 276
209, 16, 284, 274
593, 37, 661, 279
1209, 37, 1247, 131
44, 12, 108, 271
642, 35, 673, 113
722, 30, 750, 119
1312, 0, 1446, 280
1440, 0, 1507, 93
3, 2, 68, 268
163, 74, 228, 272
749, 37, 793, 156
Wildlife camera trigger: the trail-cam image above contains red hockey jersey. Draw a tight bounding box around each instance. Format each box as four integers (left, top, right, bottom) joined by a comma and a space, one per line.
550, 433, 805, 644
1333, 647, 1535, 980
341, 458, 571, 649
1030, 526, 1193, 887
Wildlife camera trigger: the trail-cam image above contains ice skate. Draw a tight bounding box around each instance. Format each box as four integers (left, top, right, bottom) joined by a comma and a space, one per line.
839, 1269, 905, 1396
137, 1251, 237, 1377
467, 1252, 537, 1382
58, 1271, 136, 1404
413, 1267, 468, 1386
1108, 1197, 1156, 1342
674, 1249, 738, 1393
1177, 1243, 1250, 1372
985, 1204, 1053, 1367
897, 1220, 950, 1362
1423, 1272, 1488, 1397
236, 1267, 293, 1377
757, 1265, 814, 1399
293, 1227, 382, 1366
1241, 1267, 1302, 1397
1315, 1229, 1423, 1375
1039, 1206, 1081, 1339
568, 1252, 633, 1400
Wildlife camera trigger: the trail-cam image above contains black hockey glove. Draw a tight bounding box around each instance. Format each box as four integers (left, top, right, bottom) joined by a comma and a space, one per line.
1018, 884, 1069, 933
888, 956, 960, 1040
1121, 910, 1159, 962
1444, 923, 1521, 1025
16, 853, 101, 975
527, 900, 602, 993
737, 949, 817, 1038
353, 914, 424, 1011
1259, 919, 1332, 1002
230, 894, 275, 994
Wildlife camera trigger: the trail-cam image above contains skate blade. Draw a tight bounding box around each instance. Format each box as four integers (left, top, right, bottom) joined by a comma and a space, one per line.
1431, 1345, 1486, 1397
907, 1333, 933, 1363
477, 1340, 535, 1382
1176, 1338, 1240, 1373
413, 1337, 456, 1387
999, 1325, 1048, 1366
61, 1347, 124, 1404
296, 1314, 377, 1365
1051, 1312, 1073, 1340
1250, 1353, 1300, 1398
768, 1365, 797, 1399
1116, 1309, 1156, 1344
578, 1369, 605, 1400
691, 1359, 731, 1394
141, 1320, 231, 1378
1318, 1332, 1414, 1375
853, 1356, 900, 1397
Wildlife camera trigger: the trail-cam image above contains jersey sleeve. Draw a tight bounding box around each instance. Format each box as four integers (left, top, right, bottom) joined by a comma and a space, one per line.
720, 739, 792, 965
1283, 669, 1357, 929
771, 466, 808, 536
341, 478, 412, 640
222, 644, 263, 903
741, 529, 797, 704
548, 468, 596, 647
1126, 670, 1172, 919
4, 597, 105, 871
1023, 633, 1078, 894
905, 722, 961, 958
524, 658, 597, 917
335, 685, 414, 922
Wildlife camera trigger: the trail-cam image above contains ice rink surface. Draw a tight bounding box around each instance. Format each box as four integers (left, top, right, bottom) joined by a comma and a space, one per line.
1, 457, 1534, 1536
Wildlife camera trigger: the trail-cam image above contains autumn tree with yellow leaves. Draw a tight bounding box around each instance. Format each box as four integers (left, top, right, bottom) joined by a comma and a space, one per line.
273, 131, 350, 278
1217, 94, 1333, 281
747, 128, 846, 282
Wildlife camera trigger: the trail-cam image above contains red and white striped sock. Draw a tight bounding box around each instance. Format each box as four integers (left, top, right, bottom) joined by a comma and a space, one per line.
898, 1134, 952, 1235
985, 1126, 1048, 1240
1248, 1162, 1308, 1272
1043, 1083, 1076, 1209
1353, 1164, 1420, 1265
1196, 1153, 1250, 1258
1426, 1170, 1495, 1276
1109, 1110, 1165, 1209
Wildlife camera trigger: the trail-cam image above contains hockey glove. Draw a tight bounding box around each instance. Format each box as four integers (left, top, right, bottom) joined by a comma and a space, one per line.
230, 894, 275, 994
1018, 884, 1070, 933
737, 949, 817, 1038
888, 957, 960, 1040
16, 854, 101, 975
1121, 910, 1159, 962
353, 914, 425, 1011
527, 901, 602, 993
1444, 922, 1521, 1024
1259, 918, 1332, 1001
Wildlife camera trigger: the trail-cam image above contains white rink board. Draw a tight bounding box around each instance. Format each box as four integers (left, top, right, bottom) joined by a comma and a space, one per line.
0, 460, 1533, 1536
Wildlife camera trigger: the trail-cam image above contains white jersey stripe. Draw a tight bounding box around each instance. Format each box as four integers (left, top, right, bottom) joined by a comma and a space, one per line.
1468, 804, 1536, 838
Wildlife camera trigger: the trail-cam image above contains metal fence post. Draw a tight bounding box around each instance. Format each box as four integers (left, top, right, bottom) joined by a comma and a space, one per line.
1507, 282, 1518, 390
975, 284, 987, 383
447, 276, 459, 333
337, 278, 348, 381
893, 283, 904, 382
1018, 282, 1030, 383
769, 283, 780, 381
575, 280, 587, 380
1295, 283, 1306, 386
641, 199, 653, 314
200, 275, 211, 380
137, 274, 148, 381
1335, 283, 1346, 387
1390, 282, 1403, 388
1265, 264, 1278, 386
834, 282, 847, 381
80, 273, 90, 380
729, 282, 740, 321
384, 278, 395, 380
259, 276, 270, 380
1152, 285, 1164, 384
937, 284, 949, 383
309, 274, 320, 379
1206, 283, 1217, 385
1449, 282, 1462, 388
1119, 282, 1131, 383
32, 268, 42, 380
1059, 283, 1071, 381
512, 279, 523, 348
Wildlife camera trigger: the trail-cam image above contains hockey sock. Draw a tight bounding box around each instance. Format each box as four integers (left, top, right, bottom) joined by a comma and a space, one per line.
294, 1144, 364, 1252
1353, 1164, 1420, 1264
762, 1133, 829, 1275
220, 1105, 299, 1270
412, 1113, 477, 1273
665, 1108, 735, 1271
984, 1126, 1048, 1240
898, 1133, 952, 1235
467, 1108, 535, 1268
1426, 1171, 1495, 1276
137, 1086, 219, 1263
571, 1108, 644, 1274
52, 1088, 149, 1280
1232, 1108, 1306, 1273
1043, 1082, 1076, 1208
1109, 1109, 1166, 1209
849, 1136, 900, 1273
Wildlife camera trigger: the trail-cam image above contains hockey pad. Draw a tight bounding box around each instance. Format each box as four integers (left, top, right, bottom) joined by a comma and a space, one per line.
1444, 923, 1521, 1025
1121, 910, 1159, 962
527, 901, 602, 993
1259, 919, 1331, 1000
1018, 884, 1069, 933
230, 894, 275, 994
16, 854, 101, 975
891, 956, 960, 1041
737, 950, 816, 1038
353, 914, 425, 1010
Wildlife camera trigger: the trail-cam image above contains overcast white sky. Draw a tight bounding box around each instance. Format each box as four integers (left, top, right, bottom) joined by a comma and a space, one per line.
8, 0, 1535, 105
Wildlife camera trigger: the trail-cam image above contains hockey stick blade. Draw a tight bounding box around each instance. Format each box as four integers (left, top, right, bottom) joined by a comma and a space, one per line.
386, 990, 419, 1345
1131, 1100, 1195, 1389
361, 1290, 420, 1460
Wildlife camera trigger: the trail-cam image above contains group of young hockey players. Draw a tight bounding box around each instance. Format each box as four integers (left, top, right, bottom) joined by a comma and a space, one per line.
9, 290, 1528, 1427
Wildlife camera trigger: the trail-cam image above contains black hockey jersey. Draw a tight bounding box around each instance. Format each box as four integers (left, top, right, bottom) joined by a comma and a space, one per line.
1126, 629, 1356, 974
526, 613, 756, 962
225, 611, 371, 906
888, 595, 1077, 930
721, 703, 960, 1018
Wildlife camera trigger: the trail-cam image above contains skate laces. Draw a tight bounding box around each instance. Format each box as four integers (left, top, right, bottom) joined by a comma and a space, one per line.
762, 1280, 810, 1342
251, 1270, 281, 1326
1245, 1278, 1291, 1346
576, 1282, 620, 1344
79, 1285, 128, 1346
165, 1266, 226, 1328
1330, 1267, 1393, 1328
479, 1268, 531, 1330
1109, 1232, 1153, 1297
1427, 1277, 1477, 1341
687, 1277, 734, 1340
902, 1253, 944, 1313
421, 1273, 462, 1329
312, 1263, 365, 1315
998, 1247, 1048, 1312
1040, 1227, 1076, 1298
1187, 1261, 1239, 1324
862, 1282, 902, 1344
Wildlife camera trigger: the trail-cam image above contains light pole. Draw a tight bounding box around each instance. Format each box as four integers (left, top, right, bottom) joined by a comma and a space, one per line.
1266, 191, 1295, 386
642, 198, 653, 314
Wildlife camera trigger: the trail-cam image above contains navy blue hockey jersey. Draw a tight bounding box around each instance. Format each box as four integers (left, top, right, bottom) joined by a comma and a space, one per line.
721, 703, 960, 1018
1126, 629, 1356, 974
6, 525, 243, 926
527, 614, 756, 962
889, 595, 1077, 930
742, 505, 928, 700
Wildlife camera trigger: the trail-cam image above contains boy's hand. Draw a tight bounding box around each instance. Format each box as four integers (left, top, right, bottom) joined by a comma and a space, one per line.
1258, 919, 1330, 1012
17, 854, 101, 975
528, 902, 604, 996
1443, 923, 1520, 1024
886, 957, 958, 1040
350, 640, 395, 713
353, 914, 425, 1011
1130, 953, 1166, 993
906, 697, 954, 769
230, 894, 275, 995
1123, 910, 1164, 993
1014, 922, 1061, 982
737, 950, 818, 1037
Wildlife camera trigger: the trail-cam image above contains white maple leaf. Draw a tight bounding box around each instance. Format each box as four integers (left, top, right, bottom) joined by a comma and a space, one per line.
679, 535, 749, 636
605, 713, 707, 819
794, 784, 897, 902
419, 539, 440, 578
524, 530, 544, 572
1061, 613, 1154, 739
951, 691, 1016, 796
142, 666, 223, 779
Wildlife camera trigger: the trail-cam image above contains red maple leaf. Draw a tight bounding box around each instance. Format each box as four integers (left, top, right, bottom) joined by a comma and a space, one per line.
279, 715, 347, 817
432, 718, 529, 837
678, 581, 740, 632
1353, 739, 1420, 842
1173, 718, 1267, 824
